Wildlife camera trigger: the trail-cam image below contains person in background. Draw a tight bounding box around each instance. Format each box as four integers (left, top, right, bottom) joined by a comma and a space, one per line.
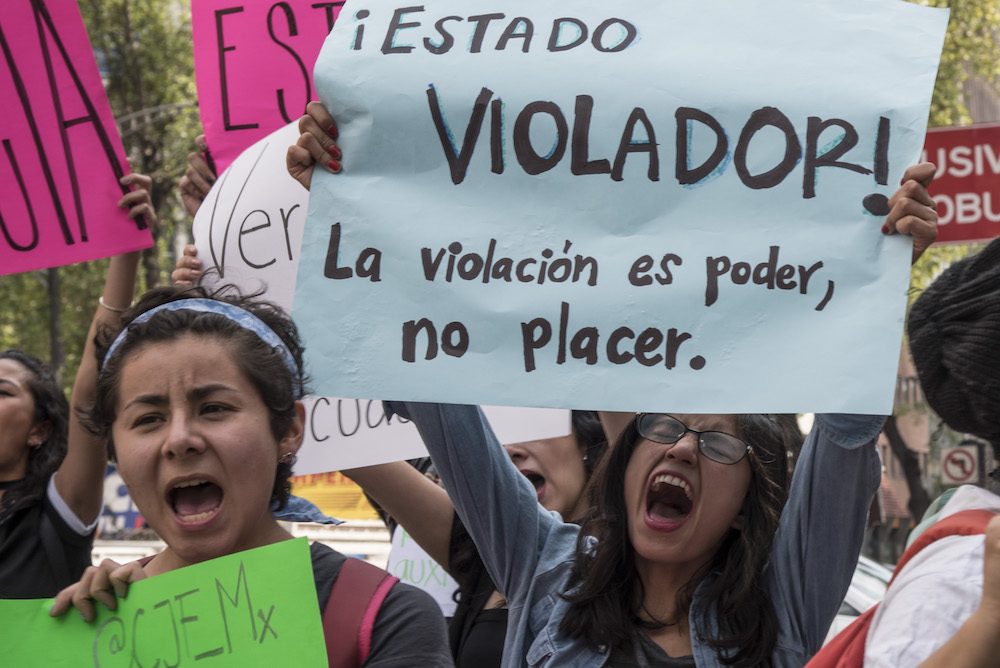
0, 173, 152, 598
342, 411, 606, 667
860, 236, 1000, 668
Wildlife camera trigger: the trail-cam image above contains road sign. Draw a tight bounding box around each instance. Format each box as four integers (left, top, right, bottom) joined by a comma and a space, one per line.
941, 446, 979, 485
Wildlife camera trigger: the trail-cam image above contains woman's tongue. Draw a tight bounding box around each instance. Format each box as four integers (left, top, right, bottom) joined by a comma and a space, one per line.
647, 485, 691, 521
172, 483, 222, 521
649, 500, 685, 520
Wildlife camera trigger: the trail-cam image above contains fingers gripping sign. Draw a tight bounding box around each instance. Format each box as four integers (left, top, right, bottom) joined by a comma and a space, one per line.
50, 559, 145, 622
288, 101, 342, 191
179, 135, 218, 217
883, 162, 939, 264
118, 172, 158, 231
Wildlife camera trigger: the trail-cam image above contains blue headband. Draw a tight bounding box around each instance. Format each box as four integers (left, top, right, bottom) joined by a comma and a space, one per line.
101, 298, 300, 385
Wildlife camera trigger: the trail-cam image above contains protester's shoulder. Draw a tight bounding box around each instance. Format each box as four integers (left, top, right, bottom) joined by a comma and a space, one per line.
941, 484, 1000, 516
310, 540, 348, 574
309, 542, 440, 618
369, 579, 452, 667
893, 487, 998, 584
310, 541, 348, 610
379, 577, 446, 619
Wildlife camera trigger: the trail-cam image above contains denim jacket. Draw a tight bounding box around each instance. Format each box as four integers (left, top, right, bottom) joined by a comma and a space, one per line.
387, 403, 882, 668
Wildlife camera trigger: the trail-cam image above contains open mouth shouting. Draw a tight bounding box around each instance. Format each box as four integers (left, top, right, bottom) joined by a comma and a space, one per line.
519, 469, 546, 503
168, 479, 223, 524
645, 472, 694, 531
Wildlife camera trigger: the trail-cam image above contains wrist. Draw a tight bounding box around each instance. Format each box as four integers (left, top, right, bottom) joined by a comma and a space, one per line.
98, 296, 134, 313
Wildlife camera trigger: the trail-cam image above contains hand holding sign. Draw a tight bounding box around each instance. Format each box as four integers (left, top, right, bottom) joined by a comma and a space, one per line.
287, 101, 343, 190
294, 0, 949, 415
0, 0, 153, 276
179, 135, 218, 217
49, 558, 147, 622
885, 162, 939, 263
19, 539, 327, 667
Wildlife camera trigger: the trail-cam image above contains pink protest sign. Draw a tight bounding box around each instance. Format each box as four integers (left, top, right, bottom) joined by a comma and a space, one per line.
0, 0, 152, 277
192, 0, 344, 174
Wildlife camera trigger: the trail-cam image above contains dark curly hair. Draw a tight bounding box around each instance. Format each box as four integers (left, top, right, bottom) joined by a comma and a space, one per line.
87, 285, 309, 511
559, 413, 799, 668
0, 350, 70, 524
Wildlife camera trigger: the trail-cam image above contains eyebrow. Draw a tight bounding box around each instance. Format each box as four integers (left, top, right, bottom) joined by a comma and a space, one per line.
0, 378, 21, 390
121, 384, 238, 411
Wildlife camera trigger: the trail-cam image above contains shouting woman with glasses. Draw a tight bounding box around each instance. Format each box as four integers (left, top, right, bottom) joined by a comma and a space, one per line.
287, 103, 942, 667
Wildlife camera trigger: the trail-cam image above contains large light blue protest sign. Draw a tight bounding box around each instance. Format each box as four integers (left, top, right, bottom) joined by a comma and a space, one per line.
295, 0, 948, 413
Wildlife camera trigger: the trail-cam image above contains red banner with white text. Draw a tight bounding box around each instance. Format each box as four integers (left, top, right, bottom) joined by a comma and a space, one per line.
922, 123, 1000, 245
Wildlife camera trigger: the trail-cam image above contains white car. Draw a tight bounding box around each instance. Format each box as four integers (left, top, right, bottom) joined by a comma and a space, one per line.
822, 556, 894, 645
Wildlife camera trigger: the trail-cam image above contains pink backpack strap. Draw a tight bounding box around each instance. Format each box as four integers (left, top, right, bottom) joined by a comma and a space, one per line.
323, 557, 399, 668
358, 573, 399, 663
806, 509, 996, 668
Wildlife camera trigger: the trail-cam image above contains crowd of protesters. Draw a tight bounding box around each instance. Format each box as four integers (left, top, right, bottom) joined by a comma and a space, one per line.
1, 89, 996, 668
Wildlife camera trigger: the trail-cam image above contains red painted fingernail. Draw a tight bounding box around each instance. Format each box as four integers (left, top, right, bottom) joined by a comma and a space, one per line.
327, 144, 341, 159
328, 123, 339, 139
328, 160, 341, 172
881, 223, 890, 235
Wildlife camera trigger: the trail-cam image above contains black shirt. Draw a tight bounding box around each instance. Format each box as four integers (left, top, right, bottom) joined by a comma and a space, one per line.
0, 484, 95, 599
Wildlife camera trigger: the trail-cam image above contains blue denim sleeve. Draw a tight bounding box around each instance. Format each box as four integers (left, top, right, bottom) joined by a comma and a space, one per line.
384, 401, 577, 607
769, 413, 884, 657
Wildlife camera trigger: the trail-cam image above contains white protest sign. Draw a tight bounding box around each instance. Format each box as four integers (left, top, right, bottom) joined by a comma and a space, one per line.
192, 123, 569, 473
294, 0, 948, 414
387, 527, 459, 616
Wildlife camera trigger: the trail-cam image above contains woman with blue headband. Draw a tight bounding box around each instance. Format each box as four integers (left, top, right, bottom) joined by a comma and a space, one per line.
49, 284, 452, 667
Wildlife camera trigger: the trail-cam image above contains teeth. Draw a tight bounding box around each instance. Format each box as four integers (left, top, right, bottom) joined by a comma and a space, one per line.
178, 510, 214, 522
652, 473, 692, 501
174, 480, 207, 489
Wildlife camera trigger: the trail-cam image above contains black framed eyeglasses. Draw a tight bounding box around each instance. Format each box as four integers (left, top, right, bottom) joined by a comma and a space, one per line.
635, 413, 752, 465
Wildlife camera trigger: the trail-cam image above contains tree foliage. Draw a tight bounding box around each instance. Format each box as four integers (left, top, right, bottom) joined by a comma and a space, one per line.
913, 0, 1000, 128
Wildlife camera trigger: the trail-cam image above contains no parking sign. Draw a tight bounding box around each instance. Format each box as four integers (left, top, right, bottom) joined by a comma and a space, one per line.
941, 446, 979, 485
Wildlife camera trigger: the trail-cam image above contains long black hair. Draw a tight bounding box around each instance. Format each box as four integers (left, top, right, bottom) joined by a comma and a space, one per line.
559, 413, 799, 667
86, 285, 309, 511
0, 350, 70, 524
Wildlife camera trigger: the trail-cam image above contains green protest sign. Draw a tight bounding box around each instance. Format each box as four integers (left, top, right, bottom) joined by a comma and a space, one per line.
0, 538, 326, 666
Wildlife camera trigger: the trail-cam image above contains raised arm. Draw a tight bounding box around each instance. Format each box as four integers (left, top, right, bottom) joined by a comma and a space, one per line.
384, 402, 577, 604
55, 173, 150, 525
341, 462, 456, 569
